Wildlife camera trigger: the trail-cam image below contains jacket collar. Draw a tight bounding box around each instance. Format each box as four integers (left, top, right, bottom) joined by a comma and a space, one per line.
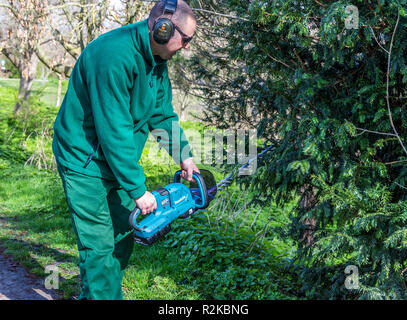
133, 19, 167, 69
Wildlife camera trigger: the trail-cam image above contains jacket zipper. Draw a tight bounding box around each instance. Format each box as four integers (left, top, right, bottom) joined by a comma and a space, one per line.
149, 72, 153, 88
83, 137, 100, 168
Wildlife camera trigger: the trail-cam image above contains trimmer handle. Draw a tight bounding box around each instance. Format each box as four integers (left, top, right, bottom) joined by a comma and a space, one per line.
173, 170, 209, 209
129, 208, 146, 232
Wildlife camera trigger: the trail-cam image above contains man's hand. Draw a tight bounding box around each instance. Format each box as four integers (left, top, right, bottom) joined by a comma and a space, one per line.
180, 157, 200, 182
134, 191, 157, 215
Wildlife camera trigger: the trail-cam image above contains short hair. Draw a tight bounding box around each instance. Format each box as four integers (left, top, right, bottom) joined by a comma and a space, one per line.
148, 0, 196, 30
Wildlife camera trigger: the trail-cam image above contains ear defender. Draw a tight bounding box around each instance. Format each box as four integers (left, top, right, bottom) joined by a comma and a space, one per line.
152, 0, 178, 45
153, 18, 175, 44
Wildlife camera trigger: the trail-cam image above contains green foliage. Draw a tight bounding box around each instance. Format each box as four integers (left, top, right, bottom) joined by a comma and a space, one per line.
190, 0, 407, 299
0, 83, 60, 169
2, 57, 19, 78
162, 213, 298, 299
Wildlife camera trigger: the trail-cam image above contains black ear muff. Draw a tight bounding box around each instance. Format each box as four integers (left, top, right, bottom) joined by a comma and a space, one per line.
153, 18, 174, 45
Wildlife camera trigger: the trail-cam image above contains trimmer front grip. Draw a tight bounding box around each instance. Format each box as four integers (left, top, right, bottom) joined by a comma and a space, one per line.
129, 208, 145, 232
173, 171, 209, 209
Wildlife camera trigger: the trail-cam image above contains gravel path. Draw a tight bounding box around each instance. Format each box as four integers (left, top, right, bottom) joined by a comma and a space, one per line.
0, 248, 61, 300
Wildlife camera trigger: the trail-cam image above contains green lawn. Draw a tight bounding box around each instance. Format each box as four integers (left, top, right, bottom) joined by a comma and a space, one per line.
0, 79, 68, 107
0, 163, 204, 299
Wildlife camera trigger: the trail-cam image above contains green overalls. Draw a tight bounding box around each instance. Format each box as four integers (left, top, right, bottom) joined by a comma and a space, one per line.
53, 19, 192, 299
57, 164, 134, 300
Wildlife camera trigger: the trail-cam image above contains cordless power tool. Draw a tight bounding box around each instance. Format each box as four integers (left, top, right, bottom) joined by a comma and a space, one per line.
128, 144, 275, 246
129, 169, 218, 246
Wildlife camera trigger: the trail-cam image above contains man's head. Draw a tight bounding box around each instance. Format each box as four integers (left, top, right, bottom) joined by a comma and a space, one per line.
148, 0, 196, 60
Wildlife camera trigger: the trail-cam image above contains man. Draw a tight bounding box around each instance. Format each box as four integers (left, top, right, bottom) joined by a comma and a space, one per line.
52, 0, 199, 300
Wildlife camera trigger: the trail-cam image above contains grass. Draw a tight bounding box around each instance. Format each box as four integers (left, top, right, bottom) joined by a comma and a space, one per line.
0, 79, 68, 107
0, 79, 296, 300
0, 163, 204, 299
0, 164, 81, 297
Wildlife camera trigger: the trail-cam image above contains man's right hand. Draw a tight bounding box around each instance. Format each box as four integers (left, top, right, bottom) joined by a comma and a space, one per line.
134, 191, 157, 215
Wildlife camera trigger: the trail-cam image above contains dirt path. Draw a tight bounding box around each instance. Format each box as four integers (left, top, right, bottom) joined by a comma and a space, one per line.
0, 248, 61, 300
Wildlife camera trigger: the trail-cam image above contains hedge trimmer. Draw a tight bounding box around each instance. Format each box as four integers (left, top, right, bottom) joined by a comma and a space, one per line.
129, 145, 273, 246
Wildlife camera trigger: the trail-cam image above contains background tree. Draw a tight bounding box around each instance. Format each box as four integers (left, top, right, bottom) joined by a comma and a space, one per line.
0, 0, 48, 113
108, 0, 153, 26
36, 0, 112, 78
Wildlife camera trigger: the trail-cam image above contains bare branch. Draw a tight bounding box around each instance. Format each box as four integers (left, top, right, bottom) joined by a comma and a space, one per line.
354, 127, 398, 137
385, 159, 407, 166
386, 10, 407, 155
369, 26, 389, 54
46, 2, 99, 11
192, 8, 249, 22
394, 182, 407, 190
312, 0, 326, 8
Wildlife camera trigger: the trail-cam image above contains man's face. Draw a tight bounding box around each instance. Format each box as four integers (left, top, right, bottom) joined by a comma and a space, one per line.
158, 16, 196, 60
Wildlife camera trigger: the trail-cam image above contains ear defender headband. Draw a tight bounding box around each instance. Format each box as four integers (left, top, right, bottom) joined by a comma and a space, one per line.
153, 0, 178, 45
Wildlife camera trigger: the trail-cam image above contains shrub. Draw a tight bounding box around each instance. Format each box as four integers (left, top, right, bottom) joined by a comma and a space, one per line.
163, 213, 298, 299
189, 0, 407, 298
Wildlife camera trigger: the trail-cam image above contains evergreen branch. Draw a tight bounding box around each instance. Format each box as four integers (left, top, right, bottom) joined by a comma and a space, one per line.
255, 37, 295, 71
266, 51, 295, 71
363, 0, 375, 12
377, 0, 385, 17
293, 48, 309, 73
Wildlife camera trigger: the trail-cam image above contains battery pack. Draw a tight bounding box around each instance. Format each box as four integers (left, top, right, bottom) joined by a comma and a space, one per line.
133, 224, 171, 246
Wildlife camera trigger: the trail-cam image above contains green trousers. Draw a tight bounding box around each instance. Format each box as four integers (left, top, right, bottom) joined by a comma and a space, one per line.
57, 164, 135, 300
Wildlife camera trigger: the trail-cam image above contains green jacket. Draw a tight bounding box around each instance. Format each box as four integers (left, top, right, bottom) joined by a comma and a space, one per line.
52, 19, 192, 200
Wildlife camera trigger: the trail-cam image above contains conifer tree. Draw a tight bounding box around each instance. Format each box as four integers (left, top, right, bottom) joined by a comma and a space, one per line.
189, 0, 407, 299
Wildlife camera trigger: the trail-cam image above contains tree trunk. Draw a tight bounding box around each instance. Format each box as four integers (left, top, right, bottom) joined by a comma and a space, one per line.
41, 66, 52, 86
56, 73, 65, 107
299, 184, 317, 246
180, 94, 189, 121
14, 55, 39, 114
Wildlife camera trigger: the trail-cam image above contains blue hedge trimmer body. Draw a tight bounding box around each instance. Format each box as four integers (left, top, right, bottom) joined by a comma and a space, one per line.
129, 170, 213, 246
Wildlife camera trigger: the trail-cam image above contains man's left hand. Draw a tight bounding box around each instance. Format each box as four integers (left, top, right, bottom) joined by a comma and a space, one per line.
180, 157, 200, 182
